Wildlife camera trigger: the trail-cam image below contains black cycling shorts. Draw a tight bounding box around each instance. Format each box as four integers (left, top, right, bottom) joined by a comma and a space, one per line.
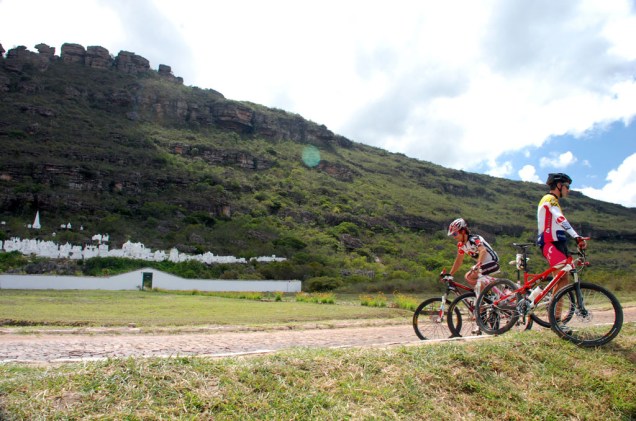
480, 260, 500, 275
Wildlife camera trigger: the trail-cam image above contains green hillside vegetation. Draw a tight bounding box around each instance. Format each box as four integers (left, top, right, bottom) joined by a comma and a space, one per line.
1, 45, 635, 292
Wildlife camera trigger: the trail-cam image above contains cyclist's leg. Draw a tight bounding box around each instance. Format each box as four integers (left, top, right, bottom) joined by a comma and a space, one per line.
472, 262, 501, 334
530, 287, 575, 328
541, 241, 569, 321
464, 268, 479, 290
552, 274, 569, 321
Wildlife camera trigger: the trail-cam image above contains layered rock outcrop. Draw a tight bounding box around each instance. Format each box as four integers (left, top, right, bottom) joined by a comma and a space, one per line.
1, 42, 180, 82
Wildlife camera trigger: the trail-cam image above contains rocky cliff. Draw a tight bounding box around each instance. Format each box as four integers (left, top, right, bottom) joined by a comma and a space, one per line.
0, 42, 353, 149
3, 42, 172, 78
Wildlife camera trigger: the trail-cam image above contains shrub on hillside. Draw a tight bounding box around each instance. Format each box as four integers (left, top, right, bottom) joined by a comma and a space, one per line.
304, 276, 343, 292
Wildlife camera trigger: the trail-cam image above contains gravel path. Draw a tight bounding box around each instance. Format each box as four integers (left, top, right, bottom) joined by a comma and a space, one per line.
1, 308, 632, 364
0, 322, 472, 364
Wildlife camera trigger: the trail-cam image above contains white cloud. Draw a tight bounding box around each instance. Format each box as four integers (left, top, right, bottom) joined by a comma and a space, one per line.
579, 153, 636, 207
338, 0, 636, 173
539, 151, 578, 168
486, 160, 513, 178
0, 0, 126, 56
519, 165, 542, 183
1, 0, 636, 207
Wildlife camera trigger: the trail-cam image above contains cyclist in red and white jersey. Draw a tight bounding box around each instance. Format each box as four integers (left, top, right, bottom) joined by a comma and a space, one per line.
537, 173, 587, 318
537, 173, 587, 267
447, 218, 500, 292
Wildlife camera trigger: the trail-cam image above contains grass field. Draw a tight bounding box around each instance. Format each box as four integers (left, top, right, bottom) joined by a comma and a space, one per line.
0, 290, 411, 329
2, 289, 633, 329
0, 289, 634, 419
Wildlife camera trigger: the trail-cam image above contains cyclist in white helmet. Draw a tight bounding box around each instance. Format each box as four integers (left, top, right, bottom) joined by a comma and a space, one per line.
447, 217, 500, 294
446, 218, 500, 335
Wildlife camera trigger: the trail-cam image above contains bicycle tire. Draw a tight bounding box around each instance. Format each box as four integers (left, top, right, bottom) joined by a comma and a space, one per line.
475, 279, 523, 335
413, 297, 459, 340
530, 289, 575, 328
549, 282, 623, 347
447, 292, 479, 337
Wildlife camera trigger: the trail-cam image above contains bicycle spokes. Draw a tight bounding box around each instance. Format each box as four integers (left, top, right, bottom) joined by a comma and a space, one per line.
476, 279, 523, 335
413, 297, 458, 340
549, 282, 623, 347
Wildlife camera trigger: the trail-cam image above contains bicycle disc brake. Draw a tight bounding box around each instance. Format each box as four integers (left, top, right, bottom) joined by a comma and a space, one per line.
576, 308, 592, 322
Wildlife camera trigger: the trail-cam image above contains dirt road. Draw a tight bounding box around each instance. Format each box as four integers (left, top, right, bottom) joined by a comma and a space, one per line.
1, 308, 633, 364
0, 321, 476, 364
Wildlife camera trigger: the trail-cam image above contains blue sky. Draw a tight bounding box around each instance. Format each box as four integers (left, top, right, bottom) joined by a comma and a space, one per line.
486, 120, 636, 195
545, 121, 636, 189
1, 0, 635, 207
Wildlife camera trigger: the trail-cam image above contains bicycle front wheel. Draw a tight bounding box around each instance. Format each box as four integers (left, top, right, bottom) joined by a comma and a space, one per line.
447, 292, 479, 337
475, 279, 522, 335
549, 282, 623, 347
413, 297, 458, 340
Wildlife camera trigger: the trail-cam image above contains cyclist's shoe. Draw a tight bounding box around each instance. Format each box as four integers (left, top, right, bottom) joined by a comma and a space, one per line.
557, 323, 573, 335
471, 327, 482, 335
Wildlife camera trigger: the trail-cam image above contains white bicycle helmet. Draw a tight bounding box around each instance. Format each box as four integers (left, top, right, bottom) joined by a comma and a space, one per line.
447, 218, 467, 236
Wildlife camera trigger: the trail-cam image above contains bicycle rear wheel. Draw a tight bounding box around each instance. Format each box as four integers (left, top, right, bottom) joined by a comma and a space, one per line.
549, 282, 623, 347
475, 279, 523, 335
413, 297, 458, 340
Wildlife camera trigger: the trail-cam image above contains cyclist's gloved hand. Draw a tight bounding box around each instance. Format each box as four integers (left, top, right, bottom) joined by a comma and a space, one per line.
575, 236, 587, 250
439, 272, 454, 282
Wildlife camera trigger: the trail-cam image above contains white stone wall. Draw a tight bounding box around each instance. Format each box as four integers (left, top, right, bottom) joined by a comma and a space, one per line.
1, 237, 286, 263
0, 268, 302, 292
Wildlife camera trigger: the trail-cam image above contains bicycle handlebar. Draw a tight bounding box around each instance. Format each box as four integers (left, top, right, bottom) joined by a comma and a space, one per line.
573, 237, 591, 268
577, 237, 590, 251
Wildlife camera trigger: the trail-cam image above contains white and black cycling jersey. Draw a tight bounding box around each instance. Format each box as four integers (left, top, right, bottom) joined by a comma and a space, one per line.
457, 234, 499, 264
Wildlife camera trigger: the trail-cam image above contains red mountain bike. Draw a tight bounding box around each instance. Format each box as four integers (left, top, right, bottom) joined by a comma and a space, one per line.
475, 239, 623, 347
507, 242, 575, 329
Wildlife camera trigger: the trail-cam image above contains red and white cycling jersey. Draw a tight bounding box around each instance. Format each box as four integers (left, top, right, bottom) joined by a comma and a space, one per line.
537, 193, 579, 246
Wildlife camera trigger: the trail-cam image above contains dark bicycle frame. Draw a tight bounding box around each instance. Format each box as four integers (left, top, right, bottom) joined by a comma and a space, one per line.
412, 273, 473, 340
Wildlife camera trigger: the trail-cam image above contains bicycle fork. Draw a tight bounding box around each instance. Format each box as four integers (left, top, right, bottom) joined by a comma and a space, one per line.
436, 293, 448, 323
571, 271, 590, 321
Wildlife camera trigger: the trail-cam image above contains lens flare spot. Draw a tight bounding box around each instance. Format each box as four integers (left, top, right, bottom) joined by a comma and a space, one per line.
302, 145, 321, 167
